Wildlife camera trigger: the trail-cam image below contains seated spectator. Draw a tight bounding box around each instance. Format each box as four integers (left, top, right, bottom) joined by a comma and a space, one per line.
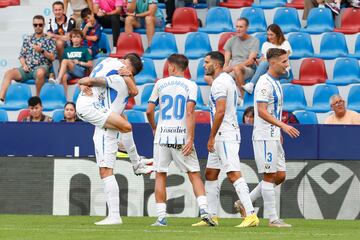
303, 0, 353, 20
325, 95, 360, 124
125, 0, 164, 47
62, 102, 82, 122
47, 1, 76, 61
64, 0, 94, 28
22, 96, 52, 122
93, 0, 124, 47
0, 15, 56, 105
81, 7, 103, 57
242, 106, 254, 124
49, 29, 92, 96
243, 24, 292, 94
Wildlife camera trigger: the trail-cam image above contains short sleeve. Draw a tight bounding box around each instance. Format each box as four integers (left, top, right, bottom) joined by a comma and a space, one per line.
148, 82, 159, 105
93, 0, 99, 4
255, 78, 272, 103
250, 37, 259, 53
223, 36, 234, 52
282, 40, 292, 54
261, 42, 270, 57
188, 82, 197, 104
211, 80, 227, 101
106, 75, 126, 91
19, 36, 30, 58
84, 48, 92, 61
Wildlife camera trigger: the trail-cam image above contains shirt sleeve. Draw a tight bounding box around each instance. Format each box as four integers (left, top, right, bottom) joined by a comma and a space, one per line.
45, 38, 57, 59
106, 75, 126, 91
211, 80, 227, 101
223, 36, 234, 52
19, 36, 29, 59
93, 0, 99, 4
188, 83, 197, 104
282, 40, 292, 54
261, 42, 269, 57
115, 0, 124, 7
148, 82, 159, 105
255, 79, 271, 103
84, 48, 92, 61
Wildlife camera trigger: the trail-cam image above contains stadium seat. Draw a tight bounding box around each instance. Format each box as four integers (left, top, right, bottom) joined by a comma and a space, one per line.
124, 110, 146, 123
294, 110, 318, 124
292, 58, 327, 85
237, 110, 244, 124
326, 58, 360, 86
218, 32, 237, 55
184, 32, 212, 59
72, 85, 81, 103
300, 8, 334, 34
165, 7, 198, 34
109, 32, 144, 58
0, 109, 8, 122
196, 58, 208, 85
219, 0, 253, 8
252, 0, 287, 9
288, 32, 314, 59
196, 87, 208, 111
273, 7, 301, 33
315, 32, 349, 59
350, 34, 360, 59
280, 67, 294, 84
52, 109, 64, 122
9, 0, 20, 6
334, 8, 360, 34
39, 83, 66, 111
240, 7, 267, 33
237, 92, 254, 111
95, 33, 111, 59
163, 60, 191, 79
135, 58, 157, 85
282, 84, 307, 112
132, 84, 154, 111
198, 7, 234, 33
195, 111, 210, 123
347, 85, 360, 112
143, 32, 178, 59
133, 22, 164, 34
0, 0, 11, 8
17, 109, 29, 122
0, 83, 31, 110
125, 97, 136, 110
286, 0, 304, 9
254, 32, 267, 57
307, 85, 339, 113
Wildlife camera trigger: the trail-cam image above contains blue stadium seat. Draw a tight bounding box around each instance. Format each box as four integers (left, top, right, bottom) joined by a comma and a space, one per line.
294, 110, 318, 124
252, 0, 287, 9
326, 58, 360, 86
124, 110, 146, 123
307, 85, 339, 113
52, 109, 64, 122
300, 8, 334, 34
39, 83, 67, 111
280, 68, 294, 84
240, 7, 267, 33
184, 32, 212, 59
95, 33, 111, 59
133, 84, 154, 111
273, 7, 301, 33
237, 110, 244, 124
350, 34, 360, 60
282, 84, 307, 112
315, 32, 349, 60
0, 83, 31, 110
0, 109, 8, 122
196, 87, 209, 111
73, 85, 81, 103
198, 7, 234, 33
347, 85, 360, 112
254, 32, 267, 58
143, 32, 178, 59
196, 58, 208, 85
288, 32, 314, 59
237, 92, 254, 111
135, 58, 157, 85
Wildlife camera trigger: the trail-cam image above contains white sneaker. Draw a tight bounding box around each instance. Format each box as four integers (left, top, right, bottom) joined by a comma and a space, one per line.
133, 162, 153, 175
0, 100, 4, 105
269, 219, 292, 228
242, 82, 254, 94
95, 216, 122, 225
48, 78, 59, 84
140, 156, 153, 165
165, 23, 172, 28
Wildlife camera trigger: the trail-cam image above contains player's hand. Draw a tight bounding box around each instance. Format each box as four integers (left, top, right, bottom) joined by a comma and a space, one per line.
182, 139, 193, 156
281, 124, 300, 138
223, 66, 232, 73
72, 59, 79, 65
22, 65, 30, 72
79, 84, 93, 95
118, 67, 132, 77
207, 137, 215, 153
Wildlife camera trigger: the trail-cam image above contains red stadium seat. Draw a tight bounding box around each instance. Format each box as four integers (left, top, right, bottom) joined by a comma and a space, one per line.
292, 58, 328, 86
218, 32, 236, 55
163, 60, 191, 79
286, 0, 304, 9
0, 0, 11, 8
17, 109, 30, 122
195, 111, 210, 123
334, 8, 360, 34
125, 97, 135, 110
109, 32, 144, 58
9, 0, 20, 5
165, 7, 198, 34
218, 0, 253, 8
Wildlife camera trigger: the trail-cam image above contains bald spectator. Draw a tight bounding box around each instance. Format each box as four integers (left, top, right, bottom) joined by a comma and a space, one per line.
325, 95, 360, 124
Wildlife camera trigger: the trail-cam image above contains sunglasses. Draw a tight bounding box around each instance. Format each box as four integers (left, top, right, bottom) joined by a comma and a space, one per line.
33, 23, 44, 27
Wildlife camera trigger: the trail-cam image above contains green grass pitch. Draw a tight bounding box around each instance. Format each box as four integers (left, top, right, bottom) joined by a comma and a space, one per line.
1, 215, 359, 240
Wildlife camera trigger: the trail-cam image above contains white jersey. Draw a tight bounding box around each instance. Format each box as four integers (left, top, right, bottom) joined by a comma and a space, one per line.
253, 73, 283, 140
209, 72, 240, 142
148, 76, 197, 145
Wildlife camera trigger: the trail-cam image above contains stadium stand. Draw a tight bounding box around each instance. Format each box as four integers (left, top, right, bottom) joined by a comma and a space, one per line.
288, 32, 314, 59
273, 7, 301, 33
325, 58, 360, 86
282, 84, 307, 112
0, 83, 31, 110
294, 110, 318, 124
347, 85, 360, 113
315, 32, 349, 59
351, 34, 360, 59
237, 92, 254, 111
135, 58, 157, 85
300, 8, 334, 34
307, 85, 339, 113
198, 7, 234, 34
95, 33, 111, 59
285, 0, 304, 9
218, 32, 237, 54
39, 83, 67, 111
124, 110, 146, 123
292, 58, 327, 86
218, 0, 253, 9
0, 109, 8, 122
195, 110, 210, 123
132, 84, 154, 111
236, 110, 244, 124
240, 7, 267, 33
252, 0, 287, 9
52, 109, 64, 122
163, 60, 192, 79
334, 7, 360, 34
165, 7, 198, 34
184, 32, 212, 59
109, 32, 144, 58
143, 32, 178, 59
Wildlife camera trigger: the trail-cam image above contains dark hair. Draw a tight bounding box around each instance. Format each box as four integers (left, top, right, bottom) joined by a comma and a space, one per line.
70, 29, 84, 39
81, 8, 92, 19
267, 24, 285, 45
33, 15, 45, 23
124, 53, 143, 76
242, 106, 254, 123
237, 17, 249, 27
205, 51, 225, 68
28, 96, 42, 107
64, 102, 76, 110
266, 48, 287, 60
52, 1, 64, 9
167, 54, 189, 71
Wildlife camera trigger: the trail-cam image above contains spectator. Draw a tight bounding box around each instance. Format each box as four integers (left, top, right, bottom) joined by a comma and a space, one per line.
22, 96, 52, 122
325, 95, 360, 124
243, 24, 292, 94
0, 15, 56, 105
125, 0, 164, 47
47, 1, 76, 61
81, 7, 103, 57
93, 0, 124, 47
49, 29, 92, 97
282, 111, 299, 124
64, 0, 94, 28
159, 0, 198, 28
61, 102, 82, 122
303, 0, 353, 20
242, 106, 254, 124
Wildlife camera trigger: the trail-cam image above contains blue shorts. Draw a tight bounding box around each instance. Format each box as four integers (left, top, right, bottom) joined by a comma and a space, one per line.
66, 64, 86, 81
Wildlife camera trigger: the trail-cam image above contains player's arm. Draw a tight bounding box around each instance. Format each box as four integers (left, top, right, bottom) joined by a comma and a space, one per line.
78, 76, 106, 87
119, 67, 138, 97
208, 98, 226, 152
183, 101, 196, 156
257, 102, 300, 138
146, 102, 157, 135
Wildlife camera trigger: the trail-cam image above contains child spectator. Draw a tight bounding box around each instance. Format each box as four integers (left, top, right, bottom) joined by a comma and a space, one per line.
22, 96, 52, 122
81, 8, 102, 57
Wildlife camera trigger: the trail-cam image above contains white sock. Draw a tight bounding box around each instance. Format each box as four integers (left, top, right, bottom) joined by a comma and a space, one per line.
205, 180, 220, 217
261, 181, 278, 222
122, 132, 140, 166
250, 181, 263, 202
156, 202, 166, 220
103, 175, 120, 219
233, 177, 254, 216
196, 195, 208, 212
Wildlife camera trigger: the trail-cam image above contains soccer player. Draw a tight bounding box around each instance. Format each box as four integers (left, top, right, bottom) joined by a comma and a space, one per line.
77, 54, 152, 225
192, 51, 259, 228
146, 54, 216, 227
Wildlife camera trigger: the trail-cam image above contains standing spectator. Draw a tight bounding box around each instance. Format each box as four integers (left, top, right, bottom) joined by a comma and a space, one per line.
62, 102, 82, 122
93, 0, 125, 47
325, 95, 360, 124
125, 0, 164, 47
47, 1, 76, 61
0, 15, 56, 105
81, 8, 103, 57
22, 96, 52, 122
64, 0, 94, 28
